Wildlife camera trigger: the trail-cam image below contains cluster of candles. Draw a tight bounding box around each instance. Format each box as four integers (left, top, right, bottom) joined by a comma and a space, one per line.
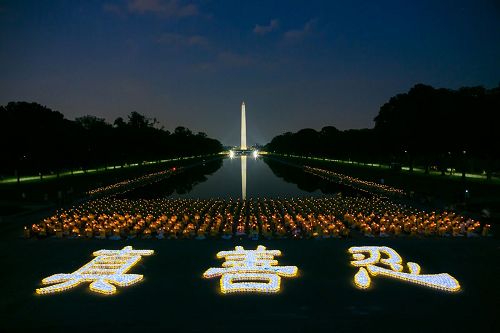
36, 246, 154, 295
348, 246, 461, 292
305, 166, 406, 196
27, 195, 487, 239
203, 245, 298, 293
343, 198, 485, 237
87, 168, 178, 196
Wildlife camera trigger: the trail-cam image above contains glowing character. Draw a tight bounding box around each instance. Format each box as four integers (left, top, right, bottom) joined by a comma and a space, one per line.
203, 245, 298, 293
348, 246, 460, 292
36, 246, 154, 295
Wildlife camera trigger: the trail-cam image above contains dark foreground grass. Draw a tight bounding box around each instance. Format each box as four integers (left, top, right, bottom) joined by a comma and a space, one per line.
1, 229, 498, 332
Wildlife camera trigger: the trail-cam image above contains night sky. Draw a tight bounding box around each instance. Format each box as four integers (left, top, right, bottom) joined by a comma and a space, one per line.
1, 0, 499, 146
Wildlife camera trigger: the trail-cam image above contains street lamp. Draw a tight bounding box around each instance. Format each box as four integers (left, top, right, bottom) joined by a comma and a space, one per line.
404, 150, 412, 172
462, 150, 467, 179
448, 151, 452, 175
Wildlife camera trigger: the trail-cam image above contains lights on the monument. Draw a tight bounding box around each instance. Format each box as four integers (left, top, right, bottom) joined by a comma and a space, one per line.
229, 150, 235, 159
348, 246, 460, 292
36, 246, 154, 295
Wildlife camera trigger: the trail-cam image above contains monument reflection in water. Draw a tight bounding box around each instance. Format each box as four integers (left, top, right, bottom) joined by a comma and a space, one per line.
231, 152, 256, 200
233, 150, 259, 200
241, 156, 247, 200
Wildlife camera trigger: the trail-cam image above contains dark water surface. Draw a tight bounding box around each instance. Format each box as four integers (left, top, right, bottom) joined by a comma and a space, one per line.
122, 156, 365, 199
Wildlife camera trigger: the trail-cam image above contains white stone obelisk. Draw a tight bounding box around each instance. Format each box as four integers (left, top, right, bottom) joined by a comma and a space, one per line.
240, 101, 247, 150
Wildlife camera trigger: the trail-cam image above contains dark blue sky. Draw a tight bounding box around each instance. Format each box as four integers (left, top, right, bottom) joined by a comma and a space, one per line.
1, 0, 499, 145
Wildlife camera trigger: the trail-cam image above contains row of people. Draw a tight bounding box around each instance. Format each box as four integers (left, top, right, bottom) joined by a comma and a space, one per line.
26, 195, 489, 239
87, 168, 178, 196
305, 166, 406, 196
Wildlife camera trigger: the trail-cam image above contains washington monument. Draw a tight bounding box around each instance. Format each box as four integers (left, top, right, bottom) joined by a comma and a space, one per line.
240, 101, 247, 150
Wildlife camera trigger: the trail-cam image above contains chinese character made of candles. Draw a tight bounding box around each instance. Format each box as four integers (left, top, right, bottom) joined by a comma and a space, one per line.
348, 246, 460, 292
36, 246, 154, 295
203, 245, 298, 293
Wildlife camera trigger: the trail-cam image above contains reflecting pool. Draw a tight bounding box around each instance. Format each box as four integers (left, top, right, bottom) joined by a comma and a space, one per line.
121, 156, 366, 199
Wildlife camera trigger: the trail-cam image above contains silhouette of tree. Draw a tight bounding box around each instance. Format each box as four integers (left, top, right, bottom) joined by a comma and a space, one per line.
174, 126, 193, 136
0, 103, 223, 178
113, 117, 126, 128
75, 115, 111, 131
266, 83, 500, 177
128, 111, 154, 129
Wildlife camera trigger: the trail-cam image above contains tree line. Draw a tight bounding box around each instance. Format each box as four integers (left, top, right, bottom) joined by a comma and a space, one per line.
0, 102, 223, 177
265, 84, 500, 178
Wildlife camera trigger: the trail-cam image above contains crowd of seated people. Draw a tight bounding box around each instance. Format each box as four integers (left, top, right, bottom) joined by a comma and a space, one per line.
344, 210, 484, 237
305, 166, 406, 196
26, 195, 489, 239
87, 168, 177, 196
